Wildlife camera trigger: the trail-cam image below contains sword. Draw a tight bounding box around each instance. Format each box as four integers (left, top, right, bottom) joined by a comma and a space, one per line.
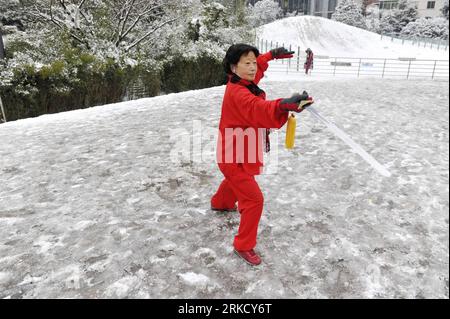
306, 106, 392, 177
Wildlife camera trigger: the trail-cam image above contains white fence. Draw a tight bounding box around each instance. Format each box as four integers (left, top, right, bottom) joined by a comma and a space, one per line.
380, 34, 449, 51
256, 39, 449, 80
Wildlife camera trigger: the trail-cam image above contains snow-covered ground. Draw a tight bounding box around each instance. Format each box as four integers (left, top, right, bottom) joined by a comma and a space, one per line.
0, 77, 448, 298
257, 16, 449, 60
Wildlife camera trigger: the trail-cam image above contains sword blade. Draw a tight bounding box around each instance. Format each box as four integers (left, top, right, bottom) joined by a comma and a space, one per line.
306, 106, 391, 177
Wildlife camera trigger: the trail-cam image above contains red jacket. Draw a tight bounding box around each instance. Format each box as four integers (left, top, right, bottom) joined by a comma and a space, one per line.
217, 52, 289, 176
305, 52, 314, 69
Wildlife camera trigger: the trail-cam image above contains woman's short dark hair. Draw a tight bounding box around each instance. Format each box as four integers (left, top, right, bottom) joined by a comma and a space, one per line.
223, 44, 260, 75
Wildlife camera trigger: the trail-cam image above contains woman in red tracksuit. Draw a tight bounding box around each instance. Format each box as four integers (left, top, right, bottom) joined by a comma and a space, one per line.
211, 44, 314, 266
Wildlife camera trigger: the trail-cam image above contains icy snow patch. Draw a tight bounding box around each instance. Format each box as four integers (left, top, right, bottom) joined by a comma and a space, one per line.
178, 272, 210, 287
0, 272, 13, 285
105, 276, 139, 298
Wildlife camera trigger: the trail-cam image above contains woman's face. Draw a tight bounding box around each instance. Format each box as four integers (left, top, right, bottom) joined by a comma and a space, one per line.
233, 51, 257, 81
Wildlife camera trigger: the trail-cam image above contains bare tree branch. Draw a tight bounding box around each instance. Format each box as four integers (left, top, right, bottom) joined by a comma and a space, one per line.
32, 4, 63, 29
117, 0, 136, 45
32, 3, 87, 47
116, 3, 165, 47
126, 17, 179, 52
74, 0, 90, 24
57, 0, 68, 12
78, 0, 87, 9
29, 0, 177, 53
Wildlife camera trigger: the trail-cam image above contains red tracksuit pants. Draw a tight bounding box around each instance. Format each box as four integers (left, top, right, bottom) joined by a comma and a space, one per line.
211, 165, 264, 251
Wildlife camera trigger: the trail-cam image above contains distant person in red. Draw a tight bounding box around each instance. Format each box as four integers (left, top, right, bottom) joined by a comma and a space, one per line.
210, 44, 314, 266
304, 48, 314, 75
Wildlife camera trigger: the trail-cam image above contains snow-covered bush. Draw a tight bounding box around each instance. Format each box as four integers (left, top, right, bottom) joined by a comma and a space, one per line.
2, 0, 253, 82
0, 48, 162, 121
0, 0, 257, 121
332, 0, 367, 30
401, 17, 449, 40
167, 1, 253, 61
0, 0, 29, 31
379, 0, 418, 36
365, 4, 381, 33
160, 1, 255, 93
246, 0, 282, 28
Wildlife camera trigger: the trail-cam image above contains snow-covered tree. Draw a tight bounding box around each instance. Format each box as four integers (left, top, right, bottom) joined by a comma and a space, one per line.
401, 17, 449, 40
0, 0, 37, 60
379, 13, 398, 35
168, 0, 253, 60
246, 0, 282, 28
365, 4, 381, 33
442, 0, 449, 20
229, 0, 247, 26
1, 0, 255, 97
379, 0, 418, 36
361, 0, 372, 16
397, 0, 419, 25
0, 0, 29, 31
331, 0, 366, 30
24, 0, 181, 60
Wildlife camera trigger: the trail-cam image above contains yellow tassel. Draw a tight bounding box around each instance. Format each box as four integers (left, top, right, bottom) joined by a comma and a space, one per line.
285, 113, 297, 149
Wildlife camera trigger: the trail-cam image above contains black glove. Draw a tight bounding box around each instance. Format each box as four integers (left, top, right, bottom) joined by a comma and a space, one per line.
270, 47, 295, 59
279, 91, 314, 112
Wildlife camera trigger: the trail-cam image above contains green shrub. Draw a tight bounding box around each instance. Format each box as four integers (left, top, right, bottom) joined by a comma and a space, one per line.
1, 51, 225, 122
0, 55, 162, 121
161, 55, 225, 93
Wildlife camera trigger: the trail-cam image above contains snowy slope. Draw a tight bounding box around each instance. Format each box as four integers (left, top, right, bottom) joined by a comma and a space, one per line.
0, 78, 448, 298
257, 16, 449, 59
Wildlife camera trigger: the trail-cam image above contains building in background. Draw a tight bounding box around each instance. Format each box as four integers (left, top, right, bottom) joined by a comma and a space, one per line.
376, 0, 445, 17
248, 0, 446, 18
312, 0, 338, 17
247, 0, 339, 18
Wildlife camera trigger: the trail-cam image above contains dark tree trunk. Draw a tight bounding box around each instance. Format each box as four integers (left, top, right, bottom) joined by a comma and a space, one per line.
0, 28, 5, 59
